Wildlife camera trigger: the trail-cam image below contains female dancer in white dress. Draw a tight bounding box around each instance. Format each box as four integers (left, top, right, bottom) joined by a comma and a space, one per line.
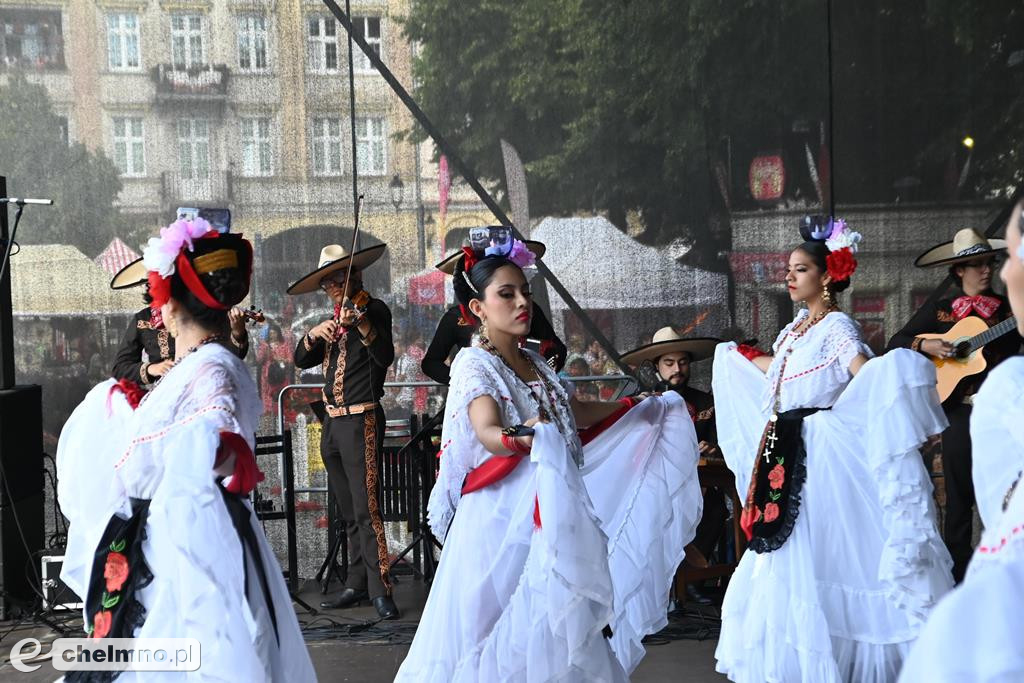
899, 202, 1024, 682
57, 219, 316, 681
395, 233, 703, 681
713, 218, 953, 682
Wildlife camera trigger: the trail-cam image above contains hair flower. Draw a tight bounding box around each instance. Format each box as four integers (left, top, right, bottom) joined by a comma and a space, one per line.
824, 218, 862, 255
826, 247, 857, 282
143, 217, 214, 278
507, 239, 536, 269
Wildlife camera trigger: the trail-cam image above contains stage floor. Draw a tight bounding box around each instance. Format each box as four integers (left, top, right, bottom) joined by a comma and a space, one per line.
0, 577, 727, 681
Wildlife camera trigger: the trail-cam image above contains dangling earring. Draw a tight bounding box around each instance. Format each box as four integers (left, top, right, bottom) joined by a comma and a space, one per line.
821, 286, 833, 308
479, 318, 489, 342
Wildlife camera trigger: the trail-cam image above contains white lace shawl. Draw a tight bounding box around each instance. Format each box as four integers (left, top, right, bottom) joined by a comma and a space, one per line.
764, 310, 873, 412
971, 357, 1024, 529
113, 343, 262, 499
427, 345, 580, 539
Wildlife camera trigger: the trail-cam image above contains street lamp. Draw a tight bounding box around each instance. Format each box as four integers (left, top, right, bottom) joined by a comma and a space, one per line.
388, 174, 404, 212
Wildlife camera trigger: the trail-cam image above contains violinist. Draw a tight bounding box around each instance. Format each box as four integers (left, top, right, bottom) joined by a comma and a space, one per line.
289, 243, 398, 619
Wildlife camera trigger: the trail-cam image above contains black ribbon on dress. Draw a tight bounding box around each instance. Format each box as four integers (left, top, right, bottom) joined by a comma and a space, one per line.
742, 408, 824, 554
67, 498, 153, 682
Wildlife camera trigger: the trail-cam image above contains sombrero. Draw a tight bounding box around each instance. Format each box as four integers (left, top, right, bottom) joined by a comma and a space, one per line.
287, 243, 386, 295
110, 257, 147, 289
620, 327, 722, 365
435, 240, 546, 275
914, 228, 1007, 268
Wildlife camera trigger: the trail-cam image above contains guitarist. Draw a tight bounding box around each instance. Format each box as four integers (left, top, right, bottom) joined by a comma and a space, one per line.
887, 228, 1023, 582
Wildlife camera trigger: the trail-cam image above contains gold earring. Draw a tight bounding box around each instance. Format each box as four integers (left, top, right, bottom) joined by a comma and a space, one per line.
165, 311, 179, 337
479, 318, 489, 340
822, 287, 833, 307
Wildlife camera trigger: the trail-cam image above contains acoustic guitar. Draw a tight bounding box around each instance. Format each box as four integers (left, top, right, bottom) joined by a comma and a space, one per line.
917, 315, 1019, 402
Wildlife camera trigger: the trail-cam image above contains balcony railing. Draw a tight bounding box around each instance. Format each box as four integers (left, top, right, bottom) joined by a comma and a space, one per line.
160, 170, 233, 208
152, 64, 229, 104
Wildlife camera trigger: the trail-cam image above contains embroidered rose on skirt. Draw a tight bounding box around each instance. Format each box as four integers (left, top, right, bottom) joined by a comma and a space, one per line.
768, 464, 785, 490
104, 551, 130, 593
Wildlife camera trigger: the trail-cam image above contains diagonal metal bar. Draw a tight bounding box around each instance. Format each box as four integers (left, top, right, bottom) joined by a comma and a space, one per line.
321, 0, 633, 376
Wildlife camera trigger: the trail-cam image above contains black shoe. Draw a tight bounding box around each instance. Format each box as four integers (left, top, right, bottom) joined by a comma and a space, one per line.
685, 583, 713, 606
320, 588, 368, 609
372, 595, 400, 620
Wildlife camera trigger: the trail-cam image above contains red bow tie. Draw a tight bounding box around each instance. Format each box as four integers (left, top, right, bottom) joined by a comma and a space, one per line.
951, 295, 1000, 320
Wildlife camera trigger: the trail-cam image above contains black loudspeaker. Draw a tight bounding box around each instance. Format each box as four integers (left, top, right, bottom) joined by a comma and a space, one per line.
0, 385, 45, 618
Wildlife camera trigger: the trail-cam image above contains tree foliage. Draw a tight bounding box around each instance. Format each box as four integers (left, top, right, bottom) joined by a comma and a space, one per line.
403, 0, 1024, 243
0, 73, 129, 257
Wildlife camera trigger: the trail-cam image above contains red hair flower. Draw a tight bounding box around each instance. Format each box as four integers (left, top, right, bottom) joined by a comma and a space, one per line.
103, 551, 130, 593
826, 247, 857, 282
763, 502, 781, 523
768, 464, 786, 490
92, 610, 112, 639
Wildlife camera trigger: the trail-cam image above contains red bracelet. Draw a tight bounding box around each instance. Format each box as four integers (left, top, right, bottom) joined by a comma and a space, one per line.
736, 343, 768, 361
500, 433, 531, 455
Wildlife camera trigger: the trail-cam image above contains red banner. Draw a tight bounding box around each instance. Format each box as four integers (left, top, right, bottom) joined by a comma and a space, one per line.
749, 155, 785, 201
408, 270, 446, 305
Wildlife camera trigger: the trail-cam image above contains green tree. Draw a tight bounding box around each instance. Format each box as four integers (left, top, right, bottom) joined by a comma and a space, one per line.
402, 0, 1023, 244
0, 73, 129, 258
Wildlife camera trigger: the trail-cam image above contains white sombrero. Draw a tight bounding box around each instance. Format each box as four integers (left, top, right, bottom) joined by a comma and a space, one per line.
110, 257, 147, 289
620, 327, 722, 365
914, 228, 1007, 268
434, 240, 546, 275
286, 243, 386, 295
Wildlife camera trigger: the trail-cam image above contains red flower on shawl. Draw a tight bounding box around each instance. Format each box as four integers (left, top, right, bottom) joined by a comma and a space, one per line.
92, 610, 112, 639
768, 464, 786, 490
763, 502, 780, 523
825, 247, 857, 282
104, 552, 130, 593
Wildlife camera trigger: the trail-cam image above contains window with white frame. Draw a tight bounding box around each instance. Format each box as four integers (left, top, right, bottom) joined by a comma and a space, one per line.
355, 116, 385, 175
306, 16, 338, 73
171, 14, 204, 69
177, 119, 210, 179
112, 116, 145, 177
237, 14, 267, 72
107, 13, 140, 71
240, 117, 273, 176
352, 16, 381, 72
311, 117, 343, 175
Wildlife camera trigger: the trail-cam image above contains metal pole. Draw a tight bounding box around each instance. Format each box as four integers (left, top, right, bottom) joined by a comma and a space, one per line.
0, 176, 15, 389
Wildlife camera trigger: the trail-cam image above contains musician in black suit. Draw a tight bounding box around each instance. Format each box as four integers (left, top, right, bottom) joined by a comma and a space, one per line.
887, 228, 1023, 581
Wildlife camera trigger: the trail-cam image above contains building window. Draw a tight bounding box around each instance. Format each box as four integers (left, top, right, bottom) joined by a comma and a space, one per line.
177, 119, 210, 179
237, 15, 267, 72
107, 13, 140, 71
171, 14, 204, 69
306, 16, 338, 73
112, 117, 145, 177
311, 117, 343, 176
240, 117, 273, 177
352, 16, 381, 72
0, 8, 65, 70
355, 116, 386, 175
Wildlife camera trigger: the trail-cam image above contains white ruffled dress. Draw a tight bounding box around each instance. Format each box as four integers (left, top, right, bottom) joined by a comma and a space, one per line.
898, 357, 1024, 683
394, 346, 703, 681
713, 311, 953, 683
57, 343, 316, 682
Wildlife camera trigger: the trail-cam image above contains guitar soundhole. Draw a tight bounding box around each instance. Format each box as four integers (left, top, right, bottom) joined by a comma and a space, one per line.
953, 341, 972, 360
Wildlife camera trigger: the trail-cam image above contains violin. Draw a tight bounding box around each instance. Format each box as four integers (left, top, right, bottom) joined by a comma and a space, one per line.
348, 289, 370, 312
241, 306, 266, 324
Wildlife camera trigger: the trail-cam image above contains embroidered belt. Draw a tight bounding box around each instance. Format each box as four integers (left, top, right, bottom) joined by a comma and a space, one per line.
325, 401, 378, 418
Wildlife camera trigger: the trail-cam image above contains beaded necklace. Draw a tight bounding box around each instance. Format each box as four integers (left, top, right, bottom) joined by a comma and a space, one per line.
140, 334, 224, 403
761, 308, 832, 462
475, 333, 570, 433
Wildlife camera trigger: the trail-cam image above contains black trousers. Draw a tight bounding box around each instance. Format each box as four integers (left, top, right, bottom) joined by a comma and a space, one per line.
941, 403, 974, 583
320, 407, 391, 598
692, 486, 729, 560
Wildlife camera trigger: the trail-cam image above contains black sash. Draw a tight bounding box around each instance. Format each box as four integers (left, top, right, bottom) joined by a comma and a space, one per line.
744, 407, 824, 554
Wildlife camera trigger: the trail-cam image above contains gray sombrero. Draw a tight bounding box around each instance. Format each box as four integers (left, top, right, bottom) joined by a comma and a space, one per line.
287, 243, 386, 295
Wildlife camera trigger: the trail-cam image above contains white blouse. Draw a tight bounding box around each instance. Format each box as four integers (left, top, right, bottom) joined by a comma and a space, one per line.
765, 310, 873, 413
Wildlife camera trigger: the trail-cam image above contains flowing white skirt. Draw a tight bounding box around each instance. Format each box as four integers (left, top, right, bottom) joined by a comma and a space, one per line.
712, 346, 953, 683
57, 381, 316, 682
395, 393, 702, 681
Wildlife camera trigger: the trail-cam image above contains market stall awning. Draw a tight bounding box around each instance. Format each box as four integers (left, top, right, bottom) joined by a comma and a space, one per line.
408, 269, 446, 305
94, 237, 140, 277
12, 244, 142, 316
